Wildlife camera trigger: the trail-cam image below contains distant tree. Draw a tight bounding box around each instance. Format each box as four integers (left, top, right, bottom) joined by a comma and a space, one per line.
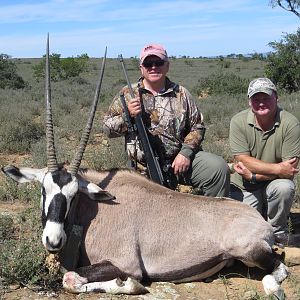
270, 0, 300, 18
251, 52, 265, 60
265, 29, 300, 92
60, 54, 89, 79
236, 54, 245, 59
33, 53, 89, 81
32, 53, 61, 81
226, 53, 236, 58
0, 54, 26, 89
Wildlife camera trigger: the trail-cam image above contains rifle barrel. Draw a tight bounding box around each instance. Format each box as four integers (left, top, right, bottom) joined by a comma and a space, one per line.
118, 54, 164, 185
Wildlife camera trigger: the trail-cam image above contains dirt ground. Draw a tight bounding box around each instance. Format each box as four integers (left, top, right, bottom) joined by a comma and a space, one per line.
1, 260, 300, 300
0, 204, 300, 300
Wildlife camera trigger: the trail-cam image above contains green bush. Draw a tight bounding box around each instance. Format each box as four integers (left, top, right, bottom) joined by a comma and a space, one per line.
0, 178, 40, 203
33, 53, 89, 81
60, 55, 89, 79
0, 118, 44, 153
193, 72, 249, 96
265, 28, 300, 93
85, 137, 128, 170
0, 238, 45, 284
0, 54, 26, 89
0, 182, 61, 288
0, 227, 61, 288
0, 215, 14, 240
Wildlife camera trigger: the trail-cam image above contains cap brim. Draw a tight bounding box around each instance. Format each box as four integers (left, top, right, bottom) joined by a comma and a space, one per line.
248, 88, 273, 98
140, 53, 167, 64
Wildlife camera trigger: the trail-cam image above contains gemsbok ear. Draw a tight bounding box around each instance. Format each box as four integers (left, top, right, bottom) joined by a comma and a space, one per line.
78, 177, 115, 202
2, 165, 47, 184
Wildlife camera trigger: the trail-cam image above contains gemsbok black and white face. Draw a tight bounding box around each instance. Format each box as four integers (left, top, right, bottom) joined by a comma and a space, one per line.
2, 164, 114, 253
41, 169, 78, 252
2, 36, 111, 253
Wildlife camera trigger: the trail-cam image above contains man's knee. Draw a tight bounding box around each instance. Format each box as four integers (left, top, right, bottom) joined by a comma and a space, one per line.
267, 179, 295, 202
210, 155, 230, 175
191, 152, 230, 197
266, 179, 295, 232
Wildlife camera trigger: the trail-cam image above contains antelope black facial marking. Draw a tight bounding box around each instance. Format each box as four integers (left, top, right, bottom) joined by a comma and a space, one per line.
52, 170, 73, 188
41, 186, 47, 227
2, 166, 21, 178
47, 193, 67, 223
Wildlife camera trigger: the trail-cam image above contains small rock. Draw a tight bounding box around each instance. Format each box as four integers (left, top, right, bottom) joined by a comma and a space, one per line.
7, 284, 20, 291
284, 247, 300, 266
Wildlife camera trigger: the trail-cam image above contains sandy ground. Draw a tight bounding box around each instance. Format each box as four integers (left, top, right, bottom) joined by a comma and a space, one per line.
1, 261, 300, 300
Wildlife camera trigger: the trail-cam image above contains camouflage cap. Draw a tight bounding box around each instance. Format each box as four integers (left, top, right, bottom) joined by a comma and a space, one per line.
247, 78, 277, 98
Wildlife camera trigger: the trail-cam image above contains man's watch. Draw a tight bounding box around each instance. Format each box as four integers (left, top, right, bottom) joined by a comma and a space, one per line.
249, 173, 257, 184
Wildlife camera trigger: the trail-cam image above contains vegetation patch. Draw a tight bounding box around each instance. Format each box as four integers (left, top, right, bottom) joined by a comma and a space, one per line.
193, 72, 249, 96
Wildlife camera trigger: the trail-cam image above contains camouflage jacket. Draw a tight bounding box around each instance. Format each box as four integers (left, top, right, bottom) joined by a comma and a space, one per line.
103, 77, 205, 164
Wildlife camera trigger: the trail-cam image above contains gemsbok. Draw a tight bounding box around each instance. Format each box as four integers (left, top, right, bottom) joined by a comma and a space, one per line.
2, 36, 288, 299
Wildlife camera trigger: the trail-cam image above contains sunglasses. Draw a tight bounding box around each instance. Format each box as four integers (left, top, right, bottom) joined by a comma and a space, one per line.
142, 60, 165, 68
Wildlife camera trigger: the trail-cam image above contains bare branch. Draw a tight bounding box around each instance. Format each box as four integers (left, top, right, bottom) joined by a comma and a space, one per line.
270, 0, 300, 18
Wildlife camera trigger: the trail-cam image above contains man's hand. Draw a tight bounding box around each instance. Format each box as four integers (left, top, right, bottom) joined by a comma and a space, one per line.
127, 97, 141, 117
234, 161, 252, 181
172, 154, 191, 175
278, 157, 299, 179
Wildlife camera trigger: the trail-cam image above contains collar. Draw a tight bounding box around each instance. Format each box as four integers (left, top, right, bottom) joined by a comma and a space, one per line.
138, 77, 179, 95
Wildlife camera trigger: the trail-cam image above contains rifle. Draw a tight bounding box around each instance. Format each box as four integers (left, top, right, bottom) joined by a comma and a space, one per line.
120, 93, 135, 134
118, 54, 165, 186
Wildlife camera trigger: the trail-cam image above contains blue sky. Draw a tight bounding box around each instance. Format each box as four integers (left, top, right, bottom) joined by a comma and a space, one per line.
1, 0, 299, 58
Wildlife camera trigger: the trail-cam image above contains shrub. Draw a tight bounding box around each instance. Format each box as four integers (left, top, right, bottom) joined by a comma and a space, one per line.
33, 53, 89, 81
0, 178, 36, 202
30, 139, 71, 168
0, 215, 14, 240
85, 137, 128, 170
265, 29, 300, 93
0, 182, 61, 288
0, 54, 26, 89
32, 53, 62, 81
0, 119, 44, 153
60, 54, 89, 79
0, 221, 61, 288
193, 72, 249, 96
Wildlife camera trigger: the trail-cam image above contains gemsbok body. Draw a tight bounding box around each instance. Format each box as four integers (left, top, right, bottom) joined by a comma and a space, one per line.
2, 37, 288, 299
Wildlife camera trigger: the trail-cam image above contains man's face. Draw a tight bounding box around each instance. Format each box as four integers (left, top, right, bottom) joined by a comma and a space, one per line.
249, 91, 278, 118
140, 55, 169, 84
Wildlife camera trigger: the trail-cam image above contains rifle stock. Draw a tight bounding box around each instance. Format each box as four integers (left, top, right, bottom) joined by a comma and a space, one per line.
118, 54, 164, 186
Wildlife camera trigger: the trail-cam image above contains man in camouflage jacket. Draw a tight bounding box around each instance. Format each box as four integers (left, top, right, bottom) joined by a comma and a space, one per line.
103, 44, 230, 197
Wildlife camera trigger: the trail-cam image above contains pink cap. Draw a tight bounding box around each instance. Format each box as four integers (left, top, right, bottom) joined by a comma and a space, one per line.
140, 44, 168, 64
